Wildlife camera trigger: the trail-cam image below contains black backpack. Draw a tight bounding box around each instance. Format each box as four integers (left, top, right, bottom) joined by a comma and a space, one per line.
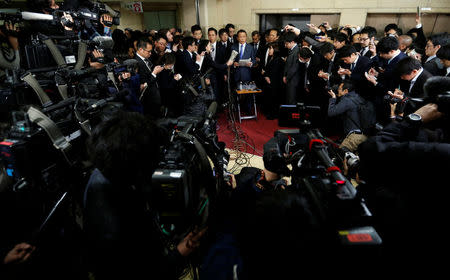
348, 95, 377, 135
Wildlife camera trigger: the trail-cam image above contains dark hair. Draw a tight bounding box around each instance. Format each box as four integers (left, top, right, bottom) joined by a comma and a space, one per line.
207, 27, 218, 35
225, 23, 235, 31
251, 30, 260, 37
339, 27, 353, 37
191, 24, 202, 34
218, 28, 227, 37
334, 33, 348, 43
173, 35, 183, 46
377, 36, 399, 54
384, 23, 398, 33
160, 52, 176, 65
182, 36, 196, 50
269, 28, 280, 37
339, 45, 357, 58
137, 38, 151, 50
341, 80, 354, 92
298, 47, 313, 59
283, 31, 297, 43
360, 26, 377, 39
395, 57, 423, 76
428, 32, 450, 48
320, 42, 335, 56
236, 29, 247, 36
267, 42, 280, 56
154, 34, 167, 44
158, 29, 170, 41
198, 40, 209, 53
437, 44, 450, 60
87, 111, 165, 186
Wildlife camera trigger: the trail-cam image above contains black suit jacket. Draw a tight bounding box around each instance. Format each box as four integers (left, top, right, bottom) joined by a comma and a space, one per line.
374, 51, 408, 94
424, 56, 445, 76
284, 45, 300, 84
263, 55, 285, 89
215, 41, 232, 66
135, 55, 161, 117
347, 55, 372, 92
177, 50, 200, 77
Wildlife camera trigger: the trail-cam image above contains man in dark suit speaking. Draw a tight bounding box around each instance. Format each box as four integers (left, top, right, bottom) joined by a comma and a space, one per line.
231, 30, 256, 84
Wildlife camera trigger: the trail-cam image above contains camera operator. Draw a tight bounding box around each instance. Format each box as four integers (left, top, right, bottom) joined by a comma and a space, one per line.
0, 22, 20, 74
357, 76, 450, 270
25, 0, 76, 36
327, 80, 369, 152
83, 110, 207, 280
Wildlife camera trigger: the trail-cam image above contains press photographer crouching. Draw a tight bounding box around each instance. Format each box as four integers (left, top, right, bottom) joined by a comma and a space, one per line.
83, 111, 206, 280
358, 76, 450, 272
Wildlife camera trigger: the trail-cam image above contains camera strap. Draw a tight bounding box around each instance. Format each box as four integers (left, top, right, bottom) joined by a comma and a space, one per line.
74, 41, 88, 70
41, 37, 67, 67
57, 84, 69, 100
107, 71, 119, 91
21, 72, 52, 107
27, 106, 74, 165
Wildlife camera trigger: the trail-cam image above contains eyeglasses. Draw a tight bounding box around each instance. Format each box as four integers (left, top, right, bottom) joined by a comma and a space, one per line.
359, 37, 370, 41
143, 48, 152, 53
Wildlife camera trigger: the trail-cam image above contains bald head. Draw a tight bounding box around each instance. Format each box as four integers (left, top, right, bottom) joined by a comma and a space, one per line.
398, 35, 413, 52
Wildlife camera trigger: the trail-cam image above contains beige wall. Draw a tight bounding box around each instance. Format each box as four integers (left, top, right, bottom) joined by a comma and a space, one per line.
179, 0, 450, 40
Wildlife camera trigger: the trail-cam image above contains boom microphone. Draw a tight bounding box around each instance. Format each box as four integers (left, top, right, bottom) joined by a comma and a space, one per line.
90, 36, 114, 50
203, 101, 217, 131
20, 12, 54, 21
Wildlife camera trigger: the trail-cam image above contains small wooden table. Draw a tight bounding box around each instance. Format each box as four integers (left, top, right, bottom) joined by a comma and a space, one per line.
235, 89, 262, 123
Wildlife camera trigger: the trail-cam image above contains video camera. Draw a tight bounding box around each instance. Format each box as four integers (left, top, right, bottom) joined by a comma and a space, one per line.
262, 103, 382, 250
152, 102, 230, 240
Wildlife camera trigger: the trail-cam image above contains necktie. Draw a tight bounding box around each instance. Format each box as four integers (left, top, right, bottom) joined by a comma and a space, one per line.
240, 44, 244, 59
351, 62, 355, 71
211, 46, 215, 61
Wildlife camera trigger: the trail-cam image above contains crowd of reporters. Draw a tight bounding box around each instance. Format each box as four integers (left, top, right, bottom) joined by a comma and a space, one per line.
0, 0, 450, 278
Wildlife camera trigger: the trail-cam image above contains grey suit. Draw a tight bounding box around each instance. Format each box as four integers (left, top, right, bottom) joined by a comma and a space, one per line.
284, 44, 300, 104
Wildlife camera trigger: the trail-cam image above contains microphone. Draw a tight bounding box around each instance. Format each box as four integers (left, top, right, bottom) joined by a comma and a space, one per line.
227, 50, 239, 63
20, 11, 54, 21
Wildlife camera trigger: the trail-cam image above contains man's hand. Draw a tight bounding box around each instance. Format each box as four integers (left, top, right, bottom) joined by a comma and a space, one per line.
365, 72, 377, 85
415, 13, 421, 26
283, 76, 287, 84
318, 70, 329, 80
61, 12, 74, 31
152, 65, 164, 76
5, 22, 19, 50
174, 73, 182, 81
414, 103, 443, 123
177, 226, 208, 257
4, 243, 35, 265
234, 62, 239, 67
226, 60, 233, 67
338, 67, 351, 76
246, 62, 253, 67
283, 24, 301, 36
100, 14, 113, 27
328, 89, 336, 98
265, 76, 271, 84
388, 88, 404, 100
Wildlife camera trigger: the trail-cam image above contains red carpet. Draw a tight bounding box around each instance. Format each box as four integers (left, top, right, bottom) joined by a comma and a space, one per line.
216, 108, 289, 156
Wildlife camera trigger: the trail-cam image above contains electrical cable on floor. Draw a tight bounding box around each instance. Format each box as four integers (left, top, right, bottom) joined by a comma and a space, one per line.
222, 67, 263, 174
